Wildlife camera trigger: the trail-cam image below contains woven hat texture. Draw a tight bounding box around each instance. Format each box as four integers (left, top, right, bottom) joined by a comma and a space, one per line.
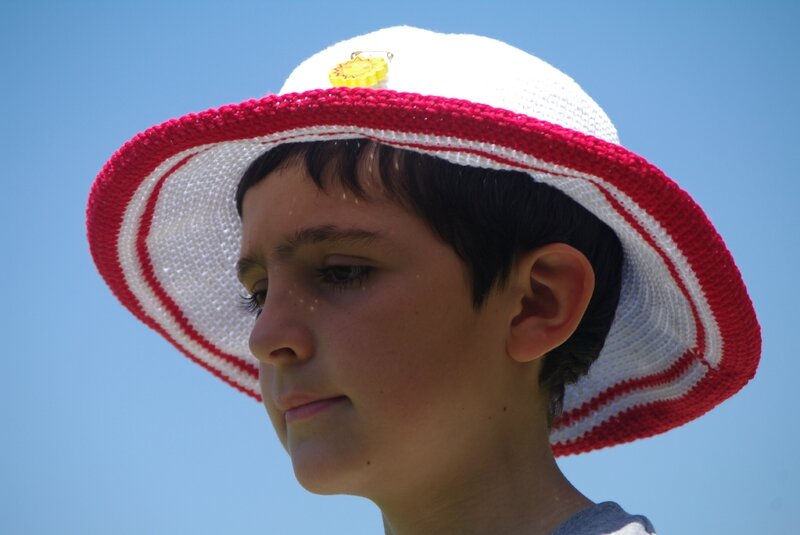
87, 26, 760, 455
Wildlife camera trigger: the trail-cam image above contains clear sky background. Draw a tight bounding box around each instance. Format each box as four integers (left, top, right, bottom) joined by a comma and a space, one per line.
2, 1, 798, 534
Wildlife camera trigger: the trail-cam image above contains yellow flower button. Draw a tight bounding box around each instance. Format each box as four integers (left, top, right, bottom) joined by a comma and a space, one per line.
329, 55, 389, 88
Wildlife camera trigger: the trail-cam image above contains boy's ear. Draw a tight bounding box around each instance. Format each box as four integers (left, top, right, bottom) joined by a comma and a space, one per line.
507, 244, 595, 363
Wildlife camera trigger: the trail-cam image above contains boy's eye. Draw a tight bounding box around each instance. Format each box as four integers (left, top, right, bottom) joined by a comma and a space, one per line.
317, 265, 372, 288
240, 287, 266, 317
239, 265, 371, 316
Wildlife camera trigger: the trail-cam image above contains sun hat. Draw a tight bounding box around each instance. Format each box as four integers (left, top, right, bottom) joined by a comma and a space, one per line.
86, 26, 760, 455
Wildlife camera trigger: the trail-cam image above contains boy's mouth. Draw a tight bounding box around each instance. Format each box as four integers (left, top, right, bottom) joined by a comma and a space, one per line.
280, 394, 348, 423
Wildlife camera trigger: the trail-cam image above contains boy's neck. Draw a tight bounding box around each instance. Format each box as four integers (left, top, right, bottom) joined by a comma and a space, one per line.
378, 428, 592, 535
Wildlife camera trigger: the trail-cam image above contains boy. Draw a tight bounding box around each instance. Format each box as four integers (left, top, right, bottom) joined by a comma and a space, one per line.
87, 27, 760, 534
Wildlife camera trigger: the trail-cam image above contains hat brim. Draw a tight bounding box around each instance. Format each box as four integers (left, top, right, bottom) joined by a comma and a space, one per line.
87, 87, 760, 455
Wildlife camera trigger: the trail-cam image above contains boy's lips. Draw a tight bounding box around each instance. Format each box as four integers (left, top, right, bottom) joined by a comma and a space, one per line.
278, 394, 348, 423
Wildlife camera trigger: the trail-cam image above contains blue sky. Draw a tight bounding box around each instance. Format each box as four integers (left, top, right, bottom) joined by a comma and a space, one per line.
2, 2, 798, 533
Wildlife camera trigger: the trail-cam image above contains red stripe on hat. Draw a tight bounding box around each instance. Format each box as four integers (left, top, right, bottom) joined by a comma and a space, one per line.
134, 154, 259, 384
553, 360, 720, 456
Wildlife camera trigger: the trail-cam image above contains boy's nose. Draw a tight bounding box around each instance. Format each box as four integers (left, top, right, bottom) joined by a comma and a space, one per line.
248, 289, 314, 366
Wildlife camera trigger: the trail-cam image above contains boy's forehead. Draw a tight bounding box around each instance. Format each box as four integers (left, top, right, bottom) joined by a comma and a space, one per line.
240, 148, 399, 212
238, 159, 424, 262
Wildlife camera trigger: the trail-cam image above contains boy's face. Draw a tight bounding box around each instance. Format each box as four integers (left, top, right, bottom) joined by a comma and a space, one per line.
238, 158, 541, 498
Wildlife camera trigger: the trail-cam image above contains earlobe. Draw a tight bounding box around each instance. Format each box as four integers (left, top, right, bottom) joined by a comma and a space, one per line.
507, 244, 595, 363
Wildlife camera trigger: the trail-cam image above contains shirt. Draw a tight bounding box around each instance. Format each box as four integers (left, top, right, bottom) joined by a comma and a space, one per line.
551, 502, 656, 535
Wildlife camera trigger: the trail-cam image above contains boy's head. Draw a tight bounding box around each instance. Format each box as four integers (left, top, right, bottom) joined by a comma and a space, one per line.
87, 26, 759, 467
234, 138, 616, 494
235, 139, 624, 429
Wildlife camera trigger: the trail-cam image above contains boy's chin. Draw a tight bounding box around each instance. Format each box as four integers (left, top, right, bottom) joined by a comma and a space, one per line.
289, 441, 373, 496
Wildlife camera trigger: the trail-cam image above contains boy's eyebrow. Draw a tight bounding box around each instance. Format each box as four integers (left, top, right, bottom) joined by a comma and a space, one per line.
237, 225, 385, 282
275, 225, 384, 258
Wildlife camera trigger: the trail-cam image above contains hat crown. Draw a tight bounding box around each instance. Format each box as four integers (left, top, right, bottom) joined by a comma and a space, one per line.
280, 26, 619, 144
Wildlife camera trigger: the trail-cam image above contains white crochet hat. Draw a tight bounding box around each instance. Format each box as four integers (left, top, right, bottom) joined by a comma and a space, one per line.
87, 26, 760, 455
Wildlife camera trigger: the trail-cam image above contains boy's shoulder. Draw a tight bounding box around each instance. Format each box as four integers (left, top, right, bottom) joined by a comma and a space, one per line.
551, 502, 656, 535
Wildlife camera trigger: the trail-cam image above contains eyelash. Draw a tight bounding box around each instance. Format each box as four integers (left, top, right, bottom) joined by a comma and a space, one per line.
240, 292, 264, 317
239, 265, 373, 317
